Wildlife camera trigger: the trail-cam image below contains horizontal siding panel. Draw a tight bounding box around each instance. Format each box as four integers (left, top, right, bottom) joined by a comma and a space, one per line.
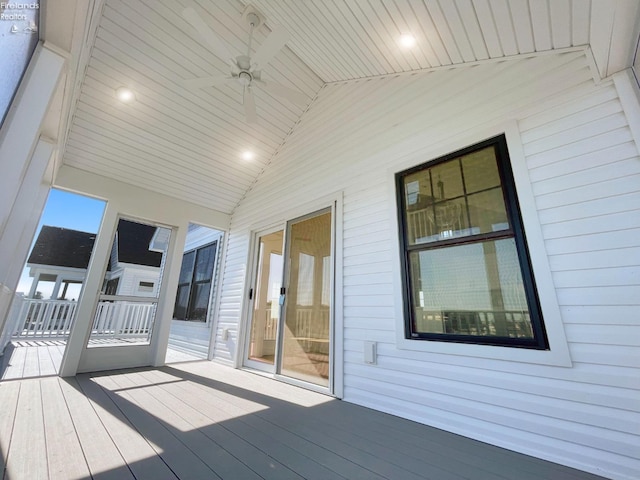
343, 272, 394, 286
343, 252, 392, 267
518, 85, 620, 135
343, 242, 391, 258
560, 305, 640, 325
525, 128, 633, 170
532, 158, 640, 197
556, 286, 640, 306
343, 363, 640, 436
528, 141, 638, 183
541, 209, 640, 239
344, 294, 395, 308
343, 351, 640, 411
535, 175, 640, 210
537, 192, 640, 224
343, 306, 397, 319
343, 317, 395, 331
569, 343, 640, 368
344, 284, 392, 297
523, 112, 628, 156
343, 345, 640, 389
552, 266, 640, 288
344, 328, 393, 343
565, 324, 640, 347
544, 228, 640, 255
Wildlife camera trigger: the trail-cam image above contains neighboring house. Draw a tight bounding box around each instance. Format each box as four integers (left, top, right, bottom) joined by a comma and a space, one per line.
103, 219, 164, 298
0, 2, 638, 480
26, 226, 95, 300
26, 221, 164, 300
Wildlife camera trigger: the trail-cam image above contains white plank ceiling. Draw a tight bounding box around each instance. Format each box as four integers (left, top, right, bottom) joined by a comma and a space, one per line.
60, 0, 640, 215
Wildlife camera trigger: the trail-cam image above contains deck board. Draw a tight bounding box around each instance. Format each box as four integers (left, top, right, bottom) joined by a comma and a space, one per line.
40, 377, 92, 480
75, 375, 179, 480
0, 380, 20, 474
5, 379, 48, 479
0, 362, 610, 480
137, 369, 353, 480
1, 345, 26, 380
95, 373, 223, 480
58, 377, 135, 480
37, 345, 57, 376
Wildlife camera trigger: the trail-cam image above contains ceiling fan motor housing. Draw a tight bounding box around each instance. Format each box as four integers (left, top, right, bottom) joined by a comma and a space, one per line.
238, 71, 252, 86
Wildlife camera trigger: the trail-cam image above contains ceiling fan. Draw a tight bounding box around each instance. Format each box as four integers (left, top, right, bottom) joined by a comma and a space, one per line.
182, 4, 307, 124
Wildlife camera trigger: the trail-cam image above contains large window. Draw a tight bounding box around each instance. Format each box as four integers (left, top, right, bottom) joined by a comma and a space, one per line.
173, 242, 217, 322
396, 135, 548, 349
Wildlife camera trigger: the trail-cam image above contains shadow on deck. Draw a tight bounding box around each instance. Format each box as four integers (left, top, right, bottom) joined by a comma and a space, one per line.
0, 362, 608, 479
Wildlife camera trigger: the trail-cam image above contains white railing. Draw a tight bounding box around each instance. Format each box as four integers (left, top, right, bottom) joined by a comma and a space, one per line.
91, 301, 155, 340
8, 298, 77, 340
294, 306, 330, 340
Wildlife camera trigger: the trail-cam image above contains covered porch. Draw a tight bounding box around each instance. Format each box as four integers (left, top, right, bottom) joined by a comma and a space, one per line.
0, 361, 607, 480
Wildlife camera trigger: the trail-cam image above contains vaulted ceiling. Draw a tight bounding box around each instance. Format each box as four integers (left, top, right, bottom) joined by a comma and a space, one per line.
49, 0, 640, 216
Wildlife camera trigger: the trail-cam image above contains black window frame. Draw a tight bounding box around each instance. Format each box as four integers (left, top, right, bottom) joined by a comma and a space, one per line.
173, 241, 217, 322
395, 135, 548, 349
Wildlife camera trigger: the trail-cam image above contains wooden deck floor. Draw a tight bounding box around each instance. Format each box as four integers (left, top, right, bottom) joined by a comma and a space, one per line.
0, 361, 607, 480
0, 341, 203, 381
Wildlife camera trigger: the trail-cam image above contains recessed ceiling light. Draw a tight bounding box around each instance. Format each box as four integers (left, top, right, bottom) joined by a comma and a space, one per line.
399, 34, 416, 48
241, 150, 255, 161
116, 87, 135, 103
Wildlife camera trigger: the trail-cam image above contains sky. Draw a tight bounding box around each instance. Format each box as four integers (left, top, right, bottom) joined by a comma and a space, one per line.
16, 188, 106, 296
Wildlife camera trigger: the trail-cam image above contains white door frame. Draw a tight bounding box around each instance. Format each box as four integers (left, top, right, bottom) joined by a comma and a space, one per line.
242, 223, 286, 374
239, 193, 343, 397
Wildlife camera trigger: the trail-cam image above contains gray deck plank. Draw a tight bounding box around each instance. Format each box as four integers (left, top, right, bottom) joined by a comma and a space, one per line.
100, 370, 264, 480
40, 377, 92, 480
138, 369, 356, 480
58, 377, 135, 480
1, 346, 26, 380
142, 368, 392, 480
95, 373, 224, 480
0, 363, 612, 480
5, 379, 48, 479
0, 381, 20, 474
168, 363, 609, 480
157, 366, 455, 480
21, 345, 40, 378
76, 374, 179, 480
109, 369, 304, 480
37, 345, 57, 376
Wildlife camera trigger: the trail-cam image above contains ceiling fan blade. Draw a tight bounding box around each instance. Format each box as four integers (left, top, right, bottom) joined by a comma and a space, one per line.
257, 79, 307, 105
183, 76, 235, 89
244, 86, 258, 124
182, 6, 234, 63
252, 25, 289, 69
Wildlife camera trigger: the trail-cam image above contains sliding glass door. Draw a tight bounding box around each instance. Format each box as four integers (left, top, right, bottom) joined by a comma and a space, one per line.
244, 208, 333, 390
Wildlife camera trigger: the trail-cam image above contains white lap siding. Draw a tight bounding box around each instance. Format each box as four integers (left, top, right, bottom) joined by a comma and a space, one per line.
215, 50, 640, 480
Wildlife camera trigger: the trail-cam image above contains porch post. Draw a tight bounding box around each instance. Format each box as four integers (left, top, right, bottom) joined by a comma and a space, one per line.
28, 273, 41, 299
150, 221, 188, 367
59, 204, 118, 377
51, 275, 63, 299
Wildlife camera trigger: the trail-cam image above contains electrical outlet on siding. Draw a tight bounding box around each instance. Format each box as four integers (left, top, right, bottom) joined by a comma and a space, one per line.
364, 341, 377, 364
